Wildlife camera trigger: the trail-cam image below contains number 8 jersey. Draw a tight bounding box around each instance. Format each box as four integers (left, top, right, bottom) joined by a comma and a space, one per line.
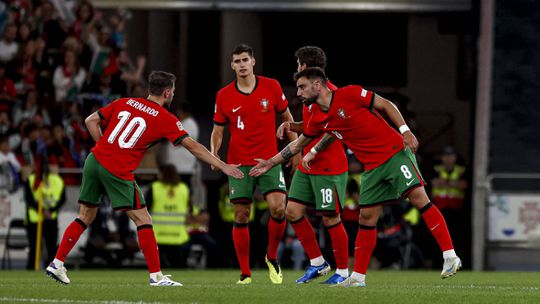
92, 97, 189, 180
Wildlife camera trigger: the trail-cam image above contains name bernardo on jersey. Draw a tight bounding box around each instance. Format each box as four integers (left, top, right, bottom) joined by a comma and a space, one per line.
126, 99, 159, 116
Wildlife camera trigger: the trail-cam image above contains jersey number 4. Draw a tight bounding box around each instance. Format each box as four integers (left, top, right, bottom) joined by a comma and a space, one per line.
108, 111, 147, 148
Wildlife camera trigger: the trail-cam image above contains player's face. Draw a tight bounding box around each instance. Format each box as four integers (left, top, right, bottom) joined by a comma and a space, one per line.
231, 52, 255, 78
296, 77, 319, 106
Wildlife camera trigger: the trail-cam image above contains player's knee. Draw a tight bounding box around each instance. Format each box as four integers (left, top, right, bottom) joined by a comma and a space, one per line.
271, 206, 285, 219
358, 210, 378, 226
285, 206, 302, 222
322, 214, 340, 227
234, 207, 250, 223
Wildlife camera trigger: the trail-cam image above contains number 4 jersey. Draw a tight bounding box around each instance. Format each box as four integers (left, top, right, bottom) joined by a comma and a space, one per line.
92, 97, 189, 180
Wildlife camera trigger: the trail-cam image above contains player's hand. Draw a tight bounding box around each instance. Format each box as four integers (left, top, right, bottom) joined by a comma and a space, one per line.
276, 122, 291, 140
222, 163, 244, 179
402, 131, 419, 154
302, 152, 316, 171
249, 158, 273, 177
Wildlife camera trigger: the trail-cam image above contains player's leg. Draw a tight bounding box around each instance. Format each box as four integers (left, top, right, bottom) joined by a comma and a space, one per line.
395, 149, 461, 278
336, 165, 395, 288
259, 166, 287, 284
407, 187, 461, 278
46, 153, 101, 284
315, 173, 349, 284
229, 166, 255, 284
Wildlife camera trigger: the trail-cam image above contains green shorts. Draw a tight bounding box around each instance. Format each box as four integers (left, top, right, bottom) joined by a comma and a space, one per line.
79, 153, 146, 210
228, 165, 286, 204
288, 170, 347, 214
360, 149, 425, 207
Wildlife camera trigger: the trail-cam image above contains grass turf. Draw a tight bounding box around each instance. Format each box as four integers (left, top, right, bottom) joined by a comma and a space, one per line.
0, 269, 539, 304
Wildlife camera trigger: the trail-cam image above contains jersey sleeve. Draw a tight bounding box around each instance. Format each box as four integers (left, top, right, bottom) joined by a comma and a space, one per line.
163, 115, 190, 145
272, 80, 289, 113
351, 85, 374, 108
213, 92, 227, 125
97, 99, 119, 126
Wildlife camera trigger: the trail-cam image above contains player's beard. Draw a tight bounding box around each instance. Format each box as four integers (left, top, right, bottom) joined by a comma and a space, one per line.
301, 95, 318, 107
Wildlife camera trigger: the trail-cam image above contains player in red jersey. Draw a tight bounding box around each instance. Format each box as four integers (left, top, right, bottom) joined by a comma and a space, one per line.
250, 67, 461, 287
46, 71, 243, 286
211, 44, 299, 284
275, 46, 349, 284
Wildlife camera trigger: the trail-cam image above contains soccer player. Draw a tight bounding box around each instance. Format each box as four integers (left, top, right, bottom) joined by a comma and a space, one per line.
250, 67, 462, 287
276, 46, 349, 284
211, 44, 299, 284
45, 71, 244, 286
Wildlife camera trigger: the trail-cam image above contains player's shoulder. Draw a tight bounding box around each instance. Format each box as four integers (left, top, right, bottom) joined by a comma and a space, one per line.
336, 85, 367, 97
257, 75, 281, 87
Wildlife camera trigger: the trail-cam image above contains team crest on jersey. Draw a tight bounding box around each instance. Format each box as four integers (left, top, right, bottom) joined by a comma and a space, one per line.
177, 121, 184, 131
260, 98, 269, 112
337, 108, 349, 120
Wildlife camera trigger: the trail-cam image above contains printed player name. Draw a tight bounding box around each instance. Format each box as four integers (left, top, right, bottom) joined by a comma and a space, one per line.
126, 99, 159, 116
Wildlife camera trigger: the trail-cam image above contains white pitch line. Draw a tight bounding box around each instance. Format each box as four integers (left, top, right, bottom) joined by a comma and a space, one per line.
0, 298, 165, 304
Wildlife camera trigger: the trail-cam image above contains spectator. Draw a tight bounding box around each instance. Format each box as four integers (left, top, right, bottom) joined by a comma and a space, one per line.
0, 61, 18, 111
7, 39, 40, 95
38, 1, 68, 68
17, 22, 36, 44
12, 90, 51, 127
0, 23, 19, 62
52, 48, 86, 103
23, 163, 66, 269
0, 111, 13, 135
0, 135, 21, 192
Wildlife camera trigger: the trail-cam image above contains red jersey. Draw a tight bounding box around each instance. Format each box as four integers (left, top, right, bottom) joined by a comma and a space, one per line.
92, 98, 189, 180
214, 76, 289, 165
304, 85, 403, 171
300, 81, 347, 175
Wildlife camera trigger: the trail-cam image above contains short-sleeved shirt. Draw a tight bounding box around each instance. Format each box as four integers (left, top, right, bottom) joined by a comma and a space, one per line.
92, 97, 189, 180
304, 85, 403, 171
300, 81, 347, 175
213, 75, 288, 166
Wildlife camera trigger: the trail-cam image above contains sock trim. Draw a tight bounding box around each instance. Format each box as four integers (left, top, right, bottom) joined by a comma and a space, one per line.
233, 222, 249, 228
289, 216, 305, 224
419, 202, 434, 214
358, 224, 376, 230
137, 224, 153, 231
325, 221, 342, 230
270, 215, 285, 223
74, 218, 87, 229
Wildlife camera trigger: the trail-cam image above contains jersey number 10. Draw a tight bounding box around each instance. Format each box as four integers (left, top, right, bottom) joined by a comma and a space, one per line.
108, 111, 147, 148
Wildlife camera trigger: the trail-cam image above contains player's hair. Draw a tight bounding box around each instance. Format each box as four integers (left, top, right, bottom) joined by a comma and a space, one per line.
293, 67, 328, 83
148, 71, 176, 96
295, 46, 327, 70
231, 44, 254, 59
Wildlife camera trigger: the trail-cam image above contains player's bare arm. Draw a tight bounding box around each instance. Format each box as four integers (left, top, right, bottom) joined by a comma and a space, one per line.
302, 132, 336, 170
210, 124, 225, 171
182, 136, 243, 179
373, 94, 419, 153
276, 121, 303, 140
280, 109, 302, 170
249, 134, 313, 177
84, 111, 103, 142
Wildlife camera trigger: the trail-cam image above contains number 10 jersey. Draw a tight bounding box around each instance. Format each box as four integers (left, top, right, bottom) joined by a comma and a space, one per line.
92, 97, 189, 180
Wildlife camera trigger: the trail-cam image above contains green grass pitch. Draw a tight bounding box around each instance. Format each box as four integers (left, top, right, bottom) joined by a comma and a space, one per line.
0, 269, 539, 303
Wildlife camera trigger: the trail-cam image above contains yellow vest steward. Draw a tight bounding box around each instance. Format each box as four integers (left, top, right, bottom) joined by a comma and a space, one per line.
432, 165, 466, 199
28, 173, 64, 223
151, 181, 190, 245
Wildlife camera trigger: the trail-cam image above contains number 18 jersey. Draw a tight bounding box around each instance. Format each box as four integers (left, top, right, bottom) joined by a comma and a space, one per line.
92, 97, 189, 180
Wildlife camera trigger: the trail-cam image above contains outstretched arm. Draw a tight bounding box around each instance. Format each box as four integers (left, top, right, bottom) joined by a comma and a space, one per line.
182, 137, 243, 179
249, 134, 313, 177
372, 94, 419, 153
280, 108, 302, 171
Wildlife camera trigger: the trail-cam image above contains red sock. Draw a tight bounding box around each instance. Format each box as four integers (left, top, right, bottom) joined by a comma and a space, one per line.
291, 217, 322, 259
137, 225, 161, 273
421, 202, 454, 251
55, 219, 87, 262
327, 221, 349, 270
267, 216, 286, 260
353, 225, 377, 274
233, 223, 251, 276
